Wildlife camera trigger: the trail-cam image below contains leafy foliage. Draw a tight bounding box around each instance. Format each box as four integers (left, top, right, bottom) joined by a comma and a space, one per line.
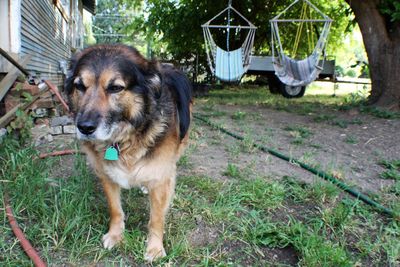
379, 0, 400, 22
119, 0, 354, 79
5, 86, 34, 143
6, 109, 34, 143
92, 0, 147, 51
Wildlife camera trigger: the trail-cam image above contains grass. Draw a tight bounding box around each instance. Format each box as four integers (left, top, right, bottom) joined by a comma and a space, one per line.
345, 135, 358, 144
201, 86, 344, 116
2, 86, 400, 265
379, 159, 400, 181
284, 125, 313, 145
198, 85, 400, 120
1, 137, 399, 266
231, 110, 247, 120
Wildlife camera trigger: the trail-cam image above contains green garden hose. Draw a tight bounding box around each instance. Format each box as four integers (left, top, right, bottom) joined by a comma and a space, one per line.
194, 113, 399, 219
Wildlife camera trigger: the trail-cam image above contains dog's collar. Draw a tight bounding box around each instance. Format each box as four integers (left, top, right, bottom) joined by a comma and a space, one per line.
104, 143, 120, 161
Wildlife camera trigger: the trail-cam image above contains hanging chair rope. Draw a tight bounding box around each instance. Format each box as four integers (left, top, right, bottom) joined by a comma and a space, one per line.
270, 0, 333, 87
202, 1, 257, 82
293, 2, 307, 57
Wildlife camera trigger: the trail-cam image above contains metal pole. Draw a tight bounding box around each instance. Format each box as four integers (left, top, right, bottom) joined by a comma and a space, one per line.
227, 0, 232, 81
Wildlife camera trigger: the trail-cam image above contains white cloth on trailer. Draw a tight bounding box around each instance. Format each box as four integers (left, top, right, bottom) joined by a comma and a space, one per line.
273, 53, 323, 87
215, 47, 245, 82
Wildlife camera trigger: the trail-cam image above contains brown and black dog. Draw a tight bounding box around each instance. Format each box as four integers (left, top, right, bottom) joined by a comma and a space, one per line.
64, 44, 192, 261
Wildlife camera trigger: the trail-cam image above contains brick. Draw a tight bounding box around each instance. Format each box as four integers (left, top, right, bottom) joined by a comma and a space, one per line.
51, 115, 74, 127
34, 108, 49, 118
34, 118, 50, 126
4, 94, 21, 113
63, 125, 76, 134
33, 98, 54, 109
34, 134, 54, 147
51, 126, 63, 135
10, 82, 40, 96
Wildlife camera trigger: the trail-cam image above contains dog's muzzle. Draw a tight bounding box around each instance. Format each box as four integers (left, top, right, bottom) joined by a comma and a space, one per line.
77, 111, 101, 136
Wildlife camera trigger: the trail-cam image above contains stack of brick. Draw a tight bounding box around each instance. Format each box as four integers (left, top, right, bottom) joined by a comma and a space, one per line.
50, 115, 76, 135
4, 81, 63, 118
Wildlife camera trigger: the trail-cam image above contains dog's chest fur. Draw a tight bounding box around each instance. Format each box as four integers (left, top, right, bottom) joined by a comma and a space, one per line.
82, 136, 179, 189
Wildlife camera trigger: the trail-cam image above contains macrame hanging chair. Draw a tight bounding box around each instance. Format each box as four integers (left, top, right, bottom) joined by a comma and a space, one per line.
202, 1, 257, 82
270, 0, 332, 87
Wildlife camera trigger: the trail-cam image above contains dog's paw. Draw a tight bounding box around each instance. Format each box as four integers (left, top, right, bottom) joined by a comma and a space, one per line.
144, 244, 166, 262
102, 232, 123, 250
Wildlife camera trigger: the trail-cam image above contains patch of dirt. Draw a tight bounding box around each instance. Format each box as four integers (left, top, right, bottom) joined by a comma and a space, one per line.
221, 239, 299, 266
188, 104, 400, 194
47, 154, 77, 180
260, 246, 299, 266
187, 216, 219, 248
31, 126, 78, 180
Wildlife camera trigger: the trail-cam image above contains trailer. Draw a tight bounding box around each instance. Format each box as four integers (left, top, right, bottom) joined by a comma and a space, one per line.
247, 56, 336, 98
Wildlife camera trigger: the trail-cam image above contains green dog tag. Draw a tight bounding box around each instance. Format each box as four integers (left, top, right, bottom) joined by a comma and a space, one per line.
104, 146, 119, 161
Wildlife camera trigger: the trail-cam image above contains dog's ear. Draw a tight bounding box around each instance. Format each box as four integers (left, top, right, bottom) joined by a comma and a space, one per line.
143, 61, 162, 92
173, 71, 192, 140
64, 51, 85, 114
64, 51, 83, 95
160, 64, 192, 140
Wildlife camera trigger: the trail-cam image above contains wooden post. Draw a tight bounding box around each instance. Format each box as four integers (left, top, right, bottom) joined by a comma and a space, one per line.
0, 54, 32, 102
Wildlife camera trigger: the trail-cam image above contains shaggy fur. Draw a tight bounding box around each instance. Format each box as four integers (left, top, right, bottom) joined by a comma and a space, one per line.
64, 44, 192, 261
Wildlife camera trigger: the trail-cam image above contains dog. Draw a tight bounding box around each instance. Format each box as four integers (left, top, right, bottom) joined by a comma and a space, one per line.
64, 44, 192, 261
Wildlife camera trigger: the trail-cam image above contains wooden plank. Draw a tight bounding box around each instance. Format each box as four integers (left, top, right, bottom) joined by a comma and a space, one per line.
0, 55, 32, 102
0, 88, 49, 128
0, 48, 29, 75
21, 20, 70, 59
19, 0, 71, 87
20, 8, 71, 52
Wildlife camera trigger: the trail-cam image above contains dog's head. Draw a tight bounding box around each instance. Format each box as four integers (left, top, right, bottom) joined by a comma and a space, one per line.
64, 44, 160, 141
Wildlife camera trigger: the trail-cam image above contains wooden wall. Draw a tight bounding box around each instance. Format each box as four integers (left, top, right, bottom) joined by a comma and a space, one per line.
20, 0, 72, 87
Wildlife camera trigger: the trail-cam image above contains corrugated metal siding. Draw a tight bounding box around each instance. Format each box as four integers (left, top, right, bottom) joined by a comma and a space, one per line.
20, 0, 72, 87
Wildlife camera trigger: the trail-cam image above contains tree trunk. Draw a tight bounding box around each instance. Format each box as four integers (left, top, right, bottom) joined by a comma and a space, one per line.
345, 0, 400, 109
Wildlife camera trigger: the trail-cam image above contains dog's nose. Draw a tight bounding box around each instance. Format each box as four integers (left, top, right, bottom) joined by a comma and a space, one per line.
77, 111, 101, 135
77, 121, 97, 135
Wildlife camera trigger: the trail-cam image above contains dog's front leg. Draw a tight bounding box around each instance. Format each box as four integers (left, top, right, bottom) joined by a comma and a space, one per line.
99, 176, 125, 249
145, 177, 175, 262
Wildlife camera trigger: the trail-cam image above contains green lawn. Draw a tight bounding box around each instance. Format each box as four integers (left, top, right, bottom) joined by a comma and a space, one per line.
1, 87, 399, 266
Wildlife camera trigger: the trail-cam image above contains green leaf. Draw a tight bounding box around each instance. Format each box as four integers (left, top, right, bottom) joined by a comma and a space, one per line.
15, 109, 23, 117
22, 92, 33, 102
15, 83, 23, 91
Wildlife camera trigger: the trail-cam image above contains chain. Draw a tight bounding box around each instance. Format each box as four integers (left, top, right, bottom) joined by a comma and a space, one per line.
227, 0, 231, 52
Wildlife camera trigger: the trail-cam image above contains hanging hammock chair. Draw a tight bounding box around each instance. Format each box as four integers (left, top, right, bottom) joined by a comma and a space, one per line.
202, 1, 257, 82
270, 0, 332, 87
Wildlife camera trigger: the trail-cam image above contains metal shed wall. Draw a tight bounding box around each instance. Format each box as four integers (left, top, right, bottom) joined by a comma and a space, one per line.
20, 0, 71, 87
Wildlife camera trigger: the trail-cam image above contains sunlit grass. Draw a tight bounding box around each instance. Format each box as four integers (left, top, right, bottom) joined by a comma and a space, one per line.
1, 84, 399, 265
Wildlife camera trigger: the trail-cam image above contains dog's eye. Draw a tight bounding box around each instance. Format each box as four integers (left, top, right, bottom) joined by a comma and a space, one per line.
107, 85, 124, 93
75, 83, 86, 92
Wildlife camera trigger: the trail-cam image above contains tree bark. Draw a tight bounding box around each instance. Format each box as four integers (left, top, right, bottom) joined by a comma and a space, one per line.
345, 0, 400, 109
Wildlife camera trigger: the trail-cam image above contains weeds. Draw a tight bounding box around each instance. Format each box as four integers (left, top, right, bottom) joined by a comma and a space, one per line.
223, 163, 241, 179
240, 132, 256, 153
284, 125, 313, 145
379, 159, 400, 181
345, 135, 358, 144
1, 137, 399, 266
313, 114, 337, 123
361, 106, 400, 119
381, 169, 400, 181
231, 110, 247, 120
